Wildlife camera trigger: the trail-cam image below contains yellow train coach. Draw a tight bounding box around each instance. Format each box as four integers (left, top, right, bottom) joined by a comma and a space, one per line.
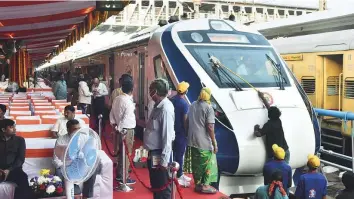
270, 29, 354, 136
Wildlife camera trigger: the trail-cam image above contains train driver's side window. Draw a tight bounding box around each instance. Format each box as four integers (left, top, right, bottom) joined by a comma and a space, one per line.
153, 55, 176, 90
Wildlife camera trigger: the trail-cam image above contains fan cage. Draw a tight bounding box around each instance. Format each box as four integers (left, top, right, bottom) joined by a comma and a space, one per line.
62, 127, 102, 184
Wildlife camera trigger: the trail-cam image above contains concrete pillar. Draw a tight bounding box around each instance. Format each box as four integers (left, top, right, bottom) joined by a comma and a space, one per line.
103, 55, 110, 81
193, 0, 201, 19
319, 0, 327, 11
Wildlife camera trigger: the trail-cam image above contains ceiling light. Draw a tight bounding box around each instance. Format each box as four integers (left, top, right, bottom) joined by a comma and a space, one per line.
83, 7, 95, 14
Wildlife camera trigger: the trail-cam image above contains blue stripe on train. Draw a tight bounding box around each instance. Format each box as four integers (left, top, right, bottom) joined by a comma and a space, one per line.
161, 25, 239, 174
312, 108, 321, 153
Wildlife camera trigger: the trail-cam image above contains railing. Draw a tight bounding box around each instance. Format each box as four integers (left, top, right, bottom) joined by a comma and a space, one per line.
111, 0, 316, 29
314, 108, 354, 172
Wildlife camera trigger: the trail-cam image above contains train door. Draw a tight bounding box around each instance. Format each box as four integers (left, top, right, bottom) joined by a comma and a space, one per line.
144, 54, 177, 119
322, 54, 343, 111
342, 52, 354, 113
282, 54, 317, 107
341, 52, 354, 136
138, 52, 145, 120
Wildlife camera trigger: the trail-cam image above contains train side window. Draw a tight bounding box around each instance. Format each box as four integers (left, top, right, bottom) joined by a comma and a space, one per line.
301, 76, 315, 95
327, 76, 340, 96
344, 78, 354, 99
153, 55, 176, 90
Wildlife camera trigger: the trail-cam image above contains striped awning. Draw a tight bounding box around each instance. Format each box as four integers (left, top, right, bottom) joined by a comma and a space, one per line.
0, 1, 96, 64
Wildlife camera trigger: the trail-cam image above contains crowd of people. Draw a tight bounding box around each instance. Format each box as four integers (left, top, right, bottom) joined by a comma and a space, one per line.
1, 70, 354, 199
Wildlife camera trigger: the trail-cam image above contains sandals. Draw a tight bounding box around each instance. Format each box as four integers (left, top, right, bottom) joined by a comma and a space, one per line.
195, 184, 217, 194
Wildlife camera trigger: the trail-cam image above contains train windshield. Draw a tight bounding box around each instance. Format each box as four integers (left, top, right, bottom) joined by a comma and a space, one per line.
186, 45, 290, 88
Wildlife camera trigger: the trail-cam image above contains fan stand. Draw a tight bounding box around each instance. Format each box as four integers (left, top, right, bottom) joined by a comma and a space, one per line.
115, 130, 133, 192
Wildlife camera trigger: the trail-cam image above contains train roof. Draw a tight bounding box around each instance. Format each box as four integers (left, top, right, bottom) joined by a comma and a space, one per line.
75, 19, 261, 60
208, 0, 318, 9
74, 25, 158, 60
270, 29, 354, 54
38, 19, 263, 70
251, 7, 354, 39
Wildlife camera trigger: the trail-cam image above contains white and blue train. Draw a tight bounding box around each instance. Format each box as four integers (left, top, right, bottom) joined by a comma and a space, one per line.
83, 18, 321, 195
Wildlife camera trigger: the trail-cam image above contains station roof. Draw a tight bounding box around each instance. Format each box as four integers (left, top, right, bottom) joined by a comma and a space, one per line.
37, 18, 157, 70
270, 29, 354, 54
0, 1, 95, 63
251, 7, 354, 39
213, 0, 318, 9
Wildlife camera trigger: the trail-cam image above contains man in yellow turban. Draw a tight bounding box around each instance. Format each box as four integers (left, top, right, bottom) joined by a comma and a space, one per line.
198, 87, 211, 104
170, 81, 192, 187
263, 144, 292, 194
295, 154, 327, 199
186, 87, 218, 194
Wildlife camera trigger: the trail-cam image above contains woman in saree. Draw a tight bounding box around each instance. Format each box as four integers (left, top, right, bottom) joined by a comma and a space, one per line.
186, 87, 218, 194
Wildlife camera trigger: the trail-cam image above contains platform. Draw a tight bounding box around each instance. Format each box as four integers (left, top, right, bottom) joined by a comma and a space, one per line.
98, 121, 229, 199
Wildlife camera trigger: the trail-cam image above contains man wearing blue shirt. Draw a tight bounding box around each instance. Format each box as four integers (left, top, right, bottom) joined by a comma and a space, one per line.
263, 144, 292, 194
54, 73, 67, 100
171, 81, 191, 187
295, 154, 327, 199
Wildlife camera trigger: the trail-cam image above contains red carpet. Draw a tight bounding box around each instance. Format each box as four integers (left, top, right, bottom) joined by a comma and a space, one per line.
92, 117, 228, 199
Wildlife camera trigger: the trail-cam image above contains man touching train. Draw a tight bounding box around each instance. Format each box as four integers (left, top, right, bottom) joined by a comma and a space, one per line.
254, 92, 290, 163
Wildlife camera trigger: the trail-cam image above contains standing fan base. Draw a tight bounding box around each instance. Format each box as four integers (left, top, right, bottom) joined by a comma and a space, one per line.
115, 184, 134, 192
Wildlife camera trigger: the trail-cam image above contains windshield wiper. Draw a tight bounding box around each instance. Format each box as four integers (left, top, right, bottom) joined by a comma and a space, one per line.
208, 53, 243, 91
266, 54, 287, 90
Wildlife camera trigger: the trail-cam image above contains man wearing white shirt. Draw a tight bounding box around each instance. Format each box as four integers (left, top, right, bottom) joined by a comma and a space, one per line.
51, 105, 85, 138
53, 119, 100, 199
78, 75, 92, 114
109, 80, 136, 185
92, 78, 108, 131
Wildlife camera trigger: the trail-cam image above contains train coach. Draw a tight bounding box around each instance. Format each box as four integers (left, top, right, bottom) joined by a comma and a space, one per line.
105, 18, 320, 195
43, 18, 321, 195
270, 29, 354, 136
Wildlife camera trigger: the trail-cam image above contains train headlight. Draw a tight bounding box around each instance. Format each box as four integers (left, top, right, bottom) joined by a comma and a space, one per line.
191, 32, 203, 43
210, 20, 233, 31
